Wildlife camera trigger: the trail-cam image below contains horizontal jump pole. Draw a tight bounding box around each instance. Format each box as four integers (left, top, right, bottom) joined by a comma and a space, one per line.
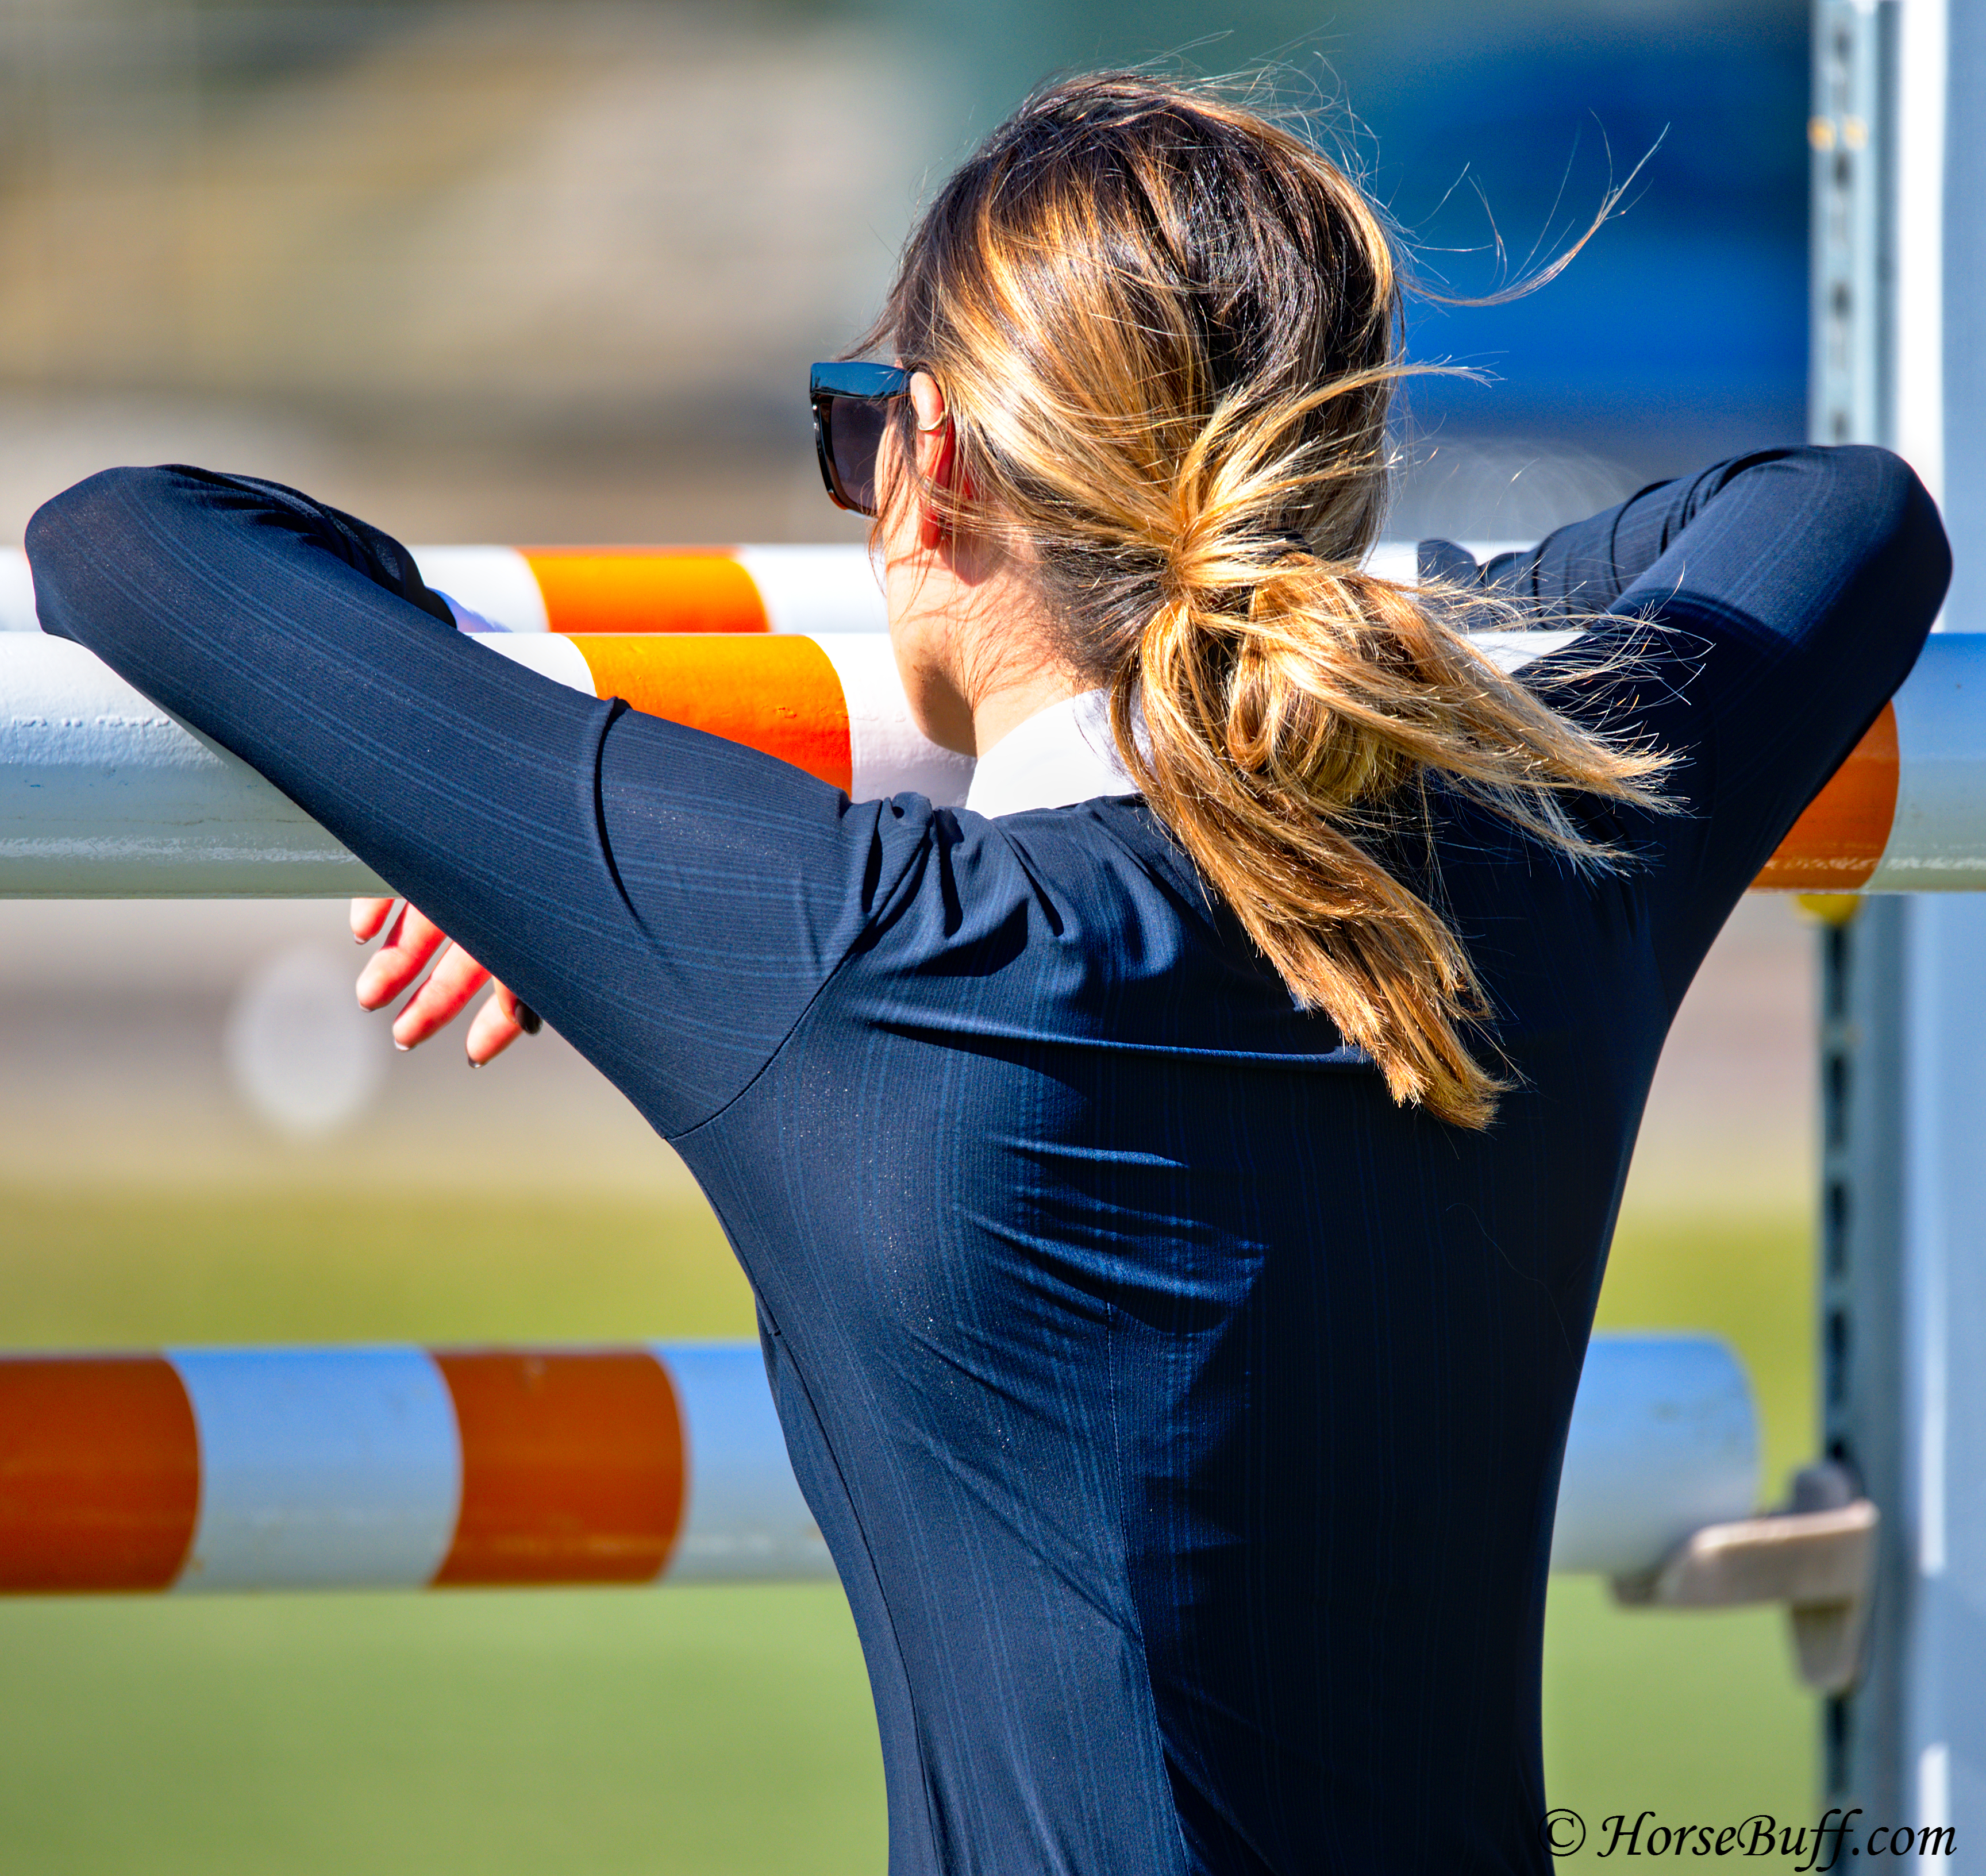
0, 540, 1461, 639
0, 1343, 830, 1594
0, 622, 1979, 895
0, 632, 973, 895
0, 544, 894, 638
0, 1334, 1752, 1596
2, 543, 1456, 638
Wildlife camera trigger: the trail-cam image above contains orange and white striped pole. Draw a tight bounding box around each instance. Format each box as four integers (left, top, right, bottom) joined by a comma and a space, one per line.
0, 1334, 1756, 1593
2, 541, 1445, 637
0, 545, 889, 638
0, 1344, 829, 1594
476, 631, 972, 803
410, 545, 889, 636
0, 543, 1452, 637
414, 542, 1431, 637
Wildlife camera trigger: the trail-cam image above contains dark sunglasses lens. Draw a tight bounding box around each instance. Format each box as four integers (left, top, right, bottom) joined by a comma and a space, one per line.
827, 396, 890, 515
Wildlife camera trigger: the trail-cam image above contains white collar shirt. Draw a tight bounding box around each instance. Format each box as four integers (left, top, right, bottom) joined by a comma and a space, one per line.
961, 690, 1138, 818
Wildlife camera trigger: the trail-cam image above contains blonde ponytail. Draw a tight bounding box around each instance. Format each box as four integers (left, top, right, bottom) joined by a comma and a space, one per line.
1123, 525, 1664, 1126
864, 74, 1672, 1128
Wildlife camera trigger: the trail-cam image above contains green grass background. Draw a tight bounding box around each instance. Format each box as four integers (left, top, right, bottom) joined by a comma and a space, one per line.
0, 1184, 1819, 1872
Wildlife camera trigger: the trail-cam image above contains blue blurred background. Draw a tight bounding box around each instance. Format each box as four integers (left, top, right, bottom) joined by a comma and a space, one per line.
921, 0, 1809, 502
0, 0, 1809, 543
0, 5, 1824, 1871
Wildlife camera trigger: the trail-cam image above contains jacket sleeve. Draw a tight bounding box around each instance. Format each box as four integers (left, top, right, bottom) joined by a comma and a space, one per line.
26, 464, 928, 1137
1446, 444, 1950, 978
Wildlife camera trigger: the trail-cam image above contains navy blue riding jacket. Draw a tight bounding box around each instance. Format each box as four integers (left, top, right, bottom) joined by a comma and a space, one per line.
26, 446, 1949, 1874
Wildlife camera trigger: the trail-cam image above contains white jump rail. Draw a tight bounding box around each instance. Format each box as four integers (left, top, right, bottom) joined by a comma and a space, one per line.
0, 622, 1977, 895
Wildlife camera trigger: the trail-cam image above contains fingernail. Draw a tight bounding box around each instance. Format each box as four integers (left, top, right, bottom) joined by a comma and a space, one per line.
394, 1039, 409, 1053
514, 1001, 542, 1036
468, 1055, 483, 1069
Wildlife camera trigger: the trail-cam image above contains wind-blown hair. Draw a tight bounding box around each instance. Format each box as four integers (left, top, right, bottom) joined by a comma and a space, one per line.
862, 74, 1671, 1128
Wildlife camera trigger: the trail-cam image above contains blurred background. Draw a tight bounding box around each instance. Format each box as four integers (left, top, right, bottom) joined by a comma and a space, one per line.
0, 1, 1821, 1870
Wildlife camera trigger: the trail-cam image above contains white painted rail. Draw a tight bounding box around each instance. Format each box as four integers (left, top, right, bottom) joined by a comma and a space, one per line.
2, 625, 1981, 895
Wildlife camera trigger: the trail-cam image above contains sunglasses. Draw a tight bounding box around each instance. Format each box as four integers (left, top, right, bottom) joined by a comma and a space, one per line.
810, 361, 913, 517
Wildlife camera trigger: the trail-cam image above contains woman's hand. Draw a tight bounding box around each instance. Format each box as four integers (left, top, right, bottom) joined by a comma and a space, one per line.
349, 897, 540, 1065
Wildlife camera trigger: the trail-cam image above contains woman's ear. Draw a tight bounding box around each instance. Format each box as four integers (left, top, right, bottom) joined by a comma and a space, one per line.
910, 371, 959, 553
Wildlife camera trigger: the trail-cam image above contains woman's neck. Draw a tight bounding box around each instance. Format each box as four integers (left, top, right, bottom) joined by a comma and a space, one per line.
883, 526, 1086, 758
